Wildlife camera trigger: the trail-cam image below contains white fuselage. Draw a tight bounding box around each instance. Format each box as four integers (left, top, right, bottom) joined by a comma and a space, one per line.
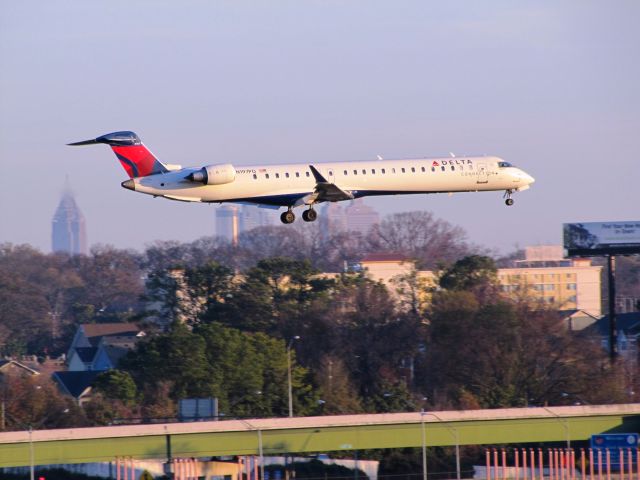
130, 155, 534, 207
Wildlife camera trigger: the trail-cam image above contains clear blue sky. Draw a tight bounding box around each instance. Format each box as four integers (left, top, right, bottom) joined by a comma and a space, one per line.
1, 1, 638, 254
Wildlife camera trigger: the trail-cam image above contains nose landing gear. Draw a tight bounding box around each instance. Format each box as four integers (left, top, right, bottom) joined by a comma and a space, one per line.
504, 190, 515, 206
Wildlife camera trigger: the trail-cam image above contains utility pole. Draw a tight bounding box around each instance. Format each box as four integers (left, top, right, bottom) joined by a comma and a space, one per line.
608, 255, 617, 361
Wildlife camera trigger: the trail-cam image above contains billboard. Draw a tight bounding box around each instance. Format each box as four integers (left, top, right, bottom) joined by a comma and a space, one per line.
564, 221, 640, 257
591, 434, 639, 470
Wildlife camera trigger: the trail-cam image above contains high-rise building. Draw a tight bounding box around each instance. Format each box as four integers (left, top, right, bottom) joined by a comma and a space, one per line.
344, 199, 380, 235
52, 187, 87, 255
215, 205, 277, 244
215, 205, 240, 243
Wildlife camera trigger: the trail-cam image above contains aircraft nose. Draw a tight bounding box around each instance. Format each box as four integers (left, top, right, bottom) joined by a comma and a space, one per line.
523, 172, 535, 184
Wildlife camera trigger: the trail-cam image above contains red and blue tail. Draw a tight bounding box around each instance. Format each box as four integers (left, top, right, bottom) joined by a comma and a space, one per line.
68, 131, 168, 178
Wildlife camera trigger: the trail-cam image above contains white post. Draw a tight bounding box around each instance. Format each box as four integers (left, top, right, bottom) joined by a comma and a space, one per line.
421, 411, 428, 480
287, 347, 293, 418
29, 426, 34, 480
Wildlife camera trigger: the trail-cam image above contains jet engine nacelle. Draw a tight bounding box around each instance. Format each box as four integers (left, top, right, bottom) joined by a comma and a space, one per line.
186, 164, 236, 185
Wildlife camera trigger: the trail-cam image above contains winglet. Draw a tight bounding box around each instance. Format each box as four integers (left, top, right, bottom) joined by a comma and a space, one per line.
308, 165, 328, 183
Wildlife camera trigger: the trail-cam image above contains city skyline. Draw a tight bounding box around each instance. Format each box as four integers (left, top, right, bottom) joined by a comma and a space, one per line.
1, 2, 638, 254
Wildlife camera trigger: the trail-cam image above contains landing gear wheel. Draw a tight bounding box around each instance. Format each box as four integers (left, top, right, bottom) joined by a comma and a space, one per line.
302, 209, 317, 222
280, 210, 296, 224
503, 189, 514, 206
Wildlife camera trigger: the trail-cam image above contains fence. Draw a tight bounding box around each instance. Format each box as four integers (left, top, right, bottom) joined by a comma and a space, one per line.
484, 448, 639, 480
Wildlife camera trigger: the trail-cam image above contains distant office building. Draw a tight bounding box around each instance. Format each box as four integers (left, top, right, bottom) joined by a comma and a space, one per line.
215, 205, 240, 243
239, 205, 277, 232
215, 204, 277, 243
342, 245, 603, 317
320, 203, 347, 235
320, 199, 379, 236
497, 257, 602, 316
52, 187, 87, 255
344, 199, 380, 235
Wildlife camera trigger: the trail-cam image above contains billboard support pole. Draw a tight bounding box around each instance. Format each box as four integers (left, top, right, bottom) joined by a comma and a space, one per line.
607, 255, 617, 361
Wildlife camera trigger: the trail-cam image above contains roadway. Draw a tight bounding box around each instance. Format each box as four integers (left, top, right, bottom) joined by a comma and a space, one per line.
1, 404, 639, 468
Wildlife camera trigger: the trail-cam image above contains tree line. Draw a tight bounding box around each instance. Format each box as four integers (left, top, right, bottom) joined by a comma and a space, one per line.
1, 210, 637, 432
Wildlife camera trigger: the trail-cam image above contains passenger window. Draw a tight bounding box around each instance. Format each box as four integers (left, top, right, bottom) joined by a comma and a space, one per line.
296, 172, 300, 177
344, 170, 348, 175
381, 168, 386, 174
329, 170, 333, 176
441, 166, 445, 171
362, 169, 366, 174
253, 174, 257, 180
275, 173, 280, 178
421, 167, 425, 172
372, 169, 376, 174
306, 172, 310, 177
392, 168, 396, 173
401, 168, 406, 173
354, 169, 358, 175
411, 167, 416, 173
451, 166, 455, 171
266, 173, 270, 179
285, 172, 290, 178
431, 167, 435, 172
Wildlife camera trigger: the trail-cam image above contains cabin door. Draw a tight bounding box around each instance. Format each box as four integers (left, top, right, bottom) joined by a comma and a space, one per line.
476, 162, 488, 184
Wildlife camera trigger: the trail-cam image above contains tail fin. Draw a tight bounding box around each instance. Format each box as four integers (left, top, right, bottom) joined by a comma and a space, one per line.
68, 131, 169, 178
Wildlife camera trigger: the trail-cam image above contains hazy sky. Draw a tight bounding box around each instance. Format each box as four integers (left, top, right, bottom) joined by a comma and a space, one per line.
1, 1, 638, 254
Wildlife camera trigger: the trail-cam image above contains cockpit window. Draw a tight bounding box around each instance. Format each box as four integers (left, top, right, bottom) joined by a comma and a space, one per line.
498, 161, 514, 168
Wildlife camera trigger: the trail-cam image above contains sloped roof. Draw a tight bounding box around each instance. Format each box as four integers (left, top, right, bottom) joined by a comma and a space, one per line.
53, 371, 101, 398
81, 323, 141, 344
73, 347, 98, 363
99, 334, 142, 347
585, 312, 640, 336
101, 345, 131, 368
0, 360, 40, 376
361, 253, 409, 263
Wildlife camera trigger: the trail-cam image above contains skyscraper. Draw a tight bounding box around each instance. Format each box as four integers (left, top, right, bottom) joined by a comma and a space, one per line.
215, 204, 277, 244
52, 186, 88, 255
344, 199, 380, 235
215, 205, 240, 244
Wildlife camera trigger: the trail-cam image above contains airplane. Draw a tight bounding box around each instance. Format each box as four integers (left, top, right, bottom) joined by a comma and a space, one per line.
68, 131, 535, 224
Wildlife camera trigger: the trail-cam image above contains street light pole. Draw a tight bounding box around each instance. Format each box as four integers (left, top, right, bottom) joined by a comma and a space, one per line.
421, 412, 461, 480
541, 406, 570, 448
420, 411, 427, 480
287, 336, 300, 418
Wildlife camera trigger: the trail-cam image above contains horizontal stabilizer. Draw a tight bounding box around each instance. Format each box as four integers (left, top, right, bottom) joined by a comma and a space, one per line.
67, 139, 100, 146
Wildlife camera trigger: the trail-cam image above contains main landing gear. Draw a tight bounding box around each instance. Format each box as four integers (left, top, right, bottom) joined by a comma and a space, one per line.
280, 207, 318, 224
280, 208, 295, 224
302, 208, 317, 222
504, 190, 515, 206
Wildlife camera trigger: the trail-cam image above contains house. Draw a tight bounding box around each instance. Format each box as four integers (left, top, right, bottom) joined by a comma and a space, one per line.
67, 347, 98, 371
561, 309, 601, 331
92, 335, 141, 371
67, 323, 144, 372
54, 323, 145, 404
583, 312, 640, 364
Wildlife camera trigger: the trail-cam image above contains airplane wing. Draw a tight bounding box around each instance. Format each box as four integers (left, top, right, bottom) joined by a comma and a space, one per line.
308, 165, 354, 203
